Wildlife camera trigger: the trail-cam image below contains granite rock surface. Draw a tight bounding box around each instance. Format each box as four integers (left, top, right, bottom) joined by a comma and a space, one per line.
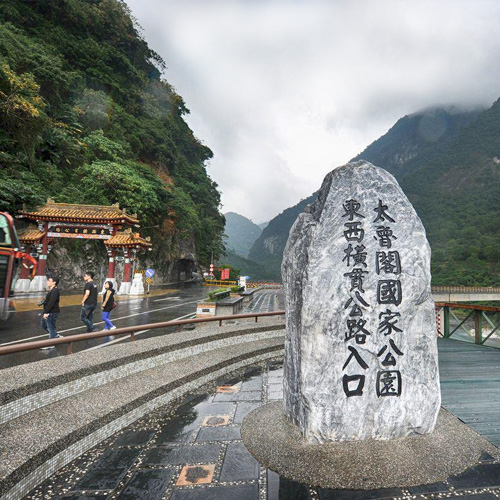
282, 160, 440, 442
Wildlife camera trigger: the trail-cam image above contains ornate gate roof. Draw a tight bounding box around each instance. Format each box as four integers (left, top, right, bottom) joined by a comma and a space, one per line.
19, 199, 139, 225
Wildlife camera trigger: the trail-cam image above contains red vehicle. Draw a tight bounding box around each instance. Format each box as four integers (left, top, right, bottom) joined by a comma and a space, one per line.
0, 212, 37, 320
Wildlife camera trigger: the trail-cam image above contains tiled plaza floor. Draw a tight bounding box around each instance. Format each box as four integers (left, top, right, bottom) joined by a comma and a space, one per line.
23, 361, 500, 500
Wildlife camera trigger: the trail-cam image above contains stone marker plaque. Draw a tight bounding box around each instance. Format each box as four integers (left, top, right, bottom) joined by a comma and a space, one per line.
282, 160, 440, 442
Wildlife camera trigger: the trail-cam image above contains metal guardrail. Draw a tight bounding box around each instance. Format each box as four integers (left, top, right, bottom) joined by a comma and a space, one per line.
432, 286, 500, 293
0, 311, 286, 357
12, 300, 496, 357
435, 302, 500, 345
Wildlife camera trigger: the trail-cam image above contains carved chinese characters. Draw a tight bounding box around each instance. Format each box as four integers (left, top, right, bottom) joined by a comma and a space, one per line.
341, 198, 405, 399
282, 161, 440, 443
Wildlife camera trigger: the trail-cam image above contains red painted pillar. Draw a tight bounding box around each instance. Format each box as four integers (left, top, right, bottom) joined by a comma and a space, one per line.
20, 258, 31, 279
37, 230, 49, 277
107, 249, 117, 279
123, 249, 132, 283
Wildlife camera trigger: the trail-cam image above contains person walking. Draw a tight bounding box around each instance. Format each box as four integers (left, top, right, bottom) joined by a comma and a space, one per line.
40, 275, 61, 349
101, 280, 116, 331
81, 271, 98, 332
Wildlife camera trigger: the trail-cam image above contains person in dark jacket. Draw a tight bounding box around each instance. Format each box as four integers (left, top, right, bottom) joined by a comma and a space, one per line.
40, 276, 61, 349
81, 271, 98, 332
101, 280, 116, 331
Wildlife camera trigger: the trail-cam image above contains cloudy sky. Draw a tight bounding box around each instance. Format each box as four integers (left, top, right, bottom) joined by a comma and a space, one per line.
126, 0, 500, 224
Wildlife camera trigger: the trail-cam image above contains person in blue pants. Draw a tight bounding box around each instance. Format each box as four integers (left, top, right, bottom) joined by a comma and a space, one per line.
101, 280, 116, 331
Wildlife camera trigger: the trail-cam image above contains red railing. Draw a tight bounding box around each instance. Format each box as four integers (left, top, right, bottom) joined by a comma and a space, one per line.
0, 311, 286, 356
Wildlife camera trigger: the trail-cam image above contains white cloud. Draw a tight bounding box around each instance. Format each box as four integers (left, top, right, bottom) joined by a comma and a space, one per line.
126, 0, 500, 223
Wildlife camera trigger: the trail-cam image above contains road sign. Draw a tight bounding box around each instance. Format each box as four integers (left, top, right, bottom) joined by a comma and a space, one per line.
145, 268, 155, 278
145, 277, 152, 284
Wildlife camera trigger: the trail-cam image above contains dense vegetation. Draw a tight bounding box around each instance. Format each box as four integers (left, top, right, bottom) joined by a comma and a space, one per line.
398, 103, 500, 285
0, 0, 225, 267
217, 249, 271, 282
353, 108, 481, 180
355, 105, 500, 285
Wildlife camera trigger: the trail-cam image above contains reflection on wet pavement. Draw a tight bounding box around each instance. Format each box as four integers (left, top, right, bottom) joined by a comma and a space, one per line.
1, 287, 284, 370
0, 284, 209, 369
21, 359, 500, 500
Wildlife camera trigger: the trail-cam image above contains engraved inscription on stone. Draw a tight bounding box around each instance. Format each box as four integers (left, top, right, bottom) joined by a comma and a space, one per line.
282, 160, 441, 442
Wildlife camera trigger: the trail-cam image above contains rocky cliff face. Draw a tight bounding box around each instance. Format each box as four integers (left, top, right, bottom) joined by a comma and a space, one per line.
248, 194, 317, 280
44, 236, 198, 290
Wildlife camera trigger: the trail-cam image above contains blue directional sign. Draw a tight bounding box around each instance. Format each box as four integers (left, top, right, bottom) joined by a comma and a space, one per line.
145, 268, 155, 278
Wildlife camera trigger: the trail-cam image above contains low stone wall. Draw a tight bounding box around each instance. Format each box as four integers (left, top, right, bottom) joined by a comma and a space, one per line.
0, 317, 285, 500
216, 297, 244, 316
240, 289, 257, 306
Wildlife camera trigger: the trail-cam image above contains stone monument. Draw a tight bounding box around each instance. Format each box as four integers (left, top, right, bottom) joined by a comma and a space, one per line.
129, 272, 145, 295
282, 160, 440, 442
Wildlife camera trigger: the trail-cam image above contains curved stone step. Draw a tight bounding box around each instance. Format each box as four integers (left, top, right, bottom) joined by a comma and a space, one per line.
0, 318, 285, 500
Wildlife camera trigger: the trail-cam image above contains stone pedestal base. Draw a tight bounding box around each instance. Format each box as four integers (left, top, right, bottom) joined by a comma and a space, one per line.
29, 276, 47, 293
101, 278, 118, 294
196, 302, 216, 318
118, 281, 131, 295
15, 279, 32, 293
129, 274, 144, 295
241, 402, 500, 490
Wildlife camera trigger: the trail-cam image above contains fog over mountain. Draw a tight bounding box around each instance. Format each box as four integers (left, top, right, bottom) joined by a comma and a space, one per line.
224, 212, 262, 258
126, 0, 500, 222
247, 103, 500, 286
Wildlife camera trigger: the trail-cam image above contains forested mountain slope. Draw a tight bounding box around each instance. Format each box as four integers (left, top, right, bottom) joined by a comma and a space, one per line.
224, 212, 262, 258
352, 108, 481, 180
248, 105, 499, 285
400, 100, 500, 285
0, 0, 224, 281
248, 194, 317, 281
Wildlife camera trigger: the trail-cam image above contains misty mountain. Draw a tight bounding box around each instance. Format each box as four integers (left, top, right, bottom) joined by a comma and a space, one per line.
217, 249, 272, 280
248, 194, 317, 281
351, 107, 482, 180
248, 105, 498, 285
399, 99, 500, 285
224, 212, 262, 258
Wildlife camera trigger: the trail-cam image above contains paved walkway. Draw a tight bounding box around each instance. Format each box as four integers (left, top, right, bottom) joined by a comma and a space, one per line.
439, 338, 500, 447
21, 339, 500, 500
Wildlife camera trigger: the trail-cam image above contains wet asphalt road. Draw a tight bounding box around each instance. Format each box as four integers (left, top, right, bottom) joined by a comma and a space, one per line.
0, 286, 285, 370
0, 283, 210, 370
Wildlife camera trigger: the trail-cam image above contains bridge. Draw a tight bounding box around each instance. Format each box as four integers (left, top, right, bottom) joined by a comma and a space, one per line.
432, 285, 500, 302
206, 284, 500, 300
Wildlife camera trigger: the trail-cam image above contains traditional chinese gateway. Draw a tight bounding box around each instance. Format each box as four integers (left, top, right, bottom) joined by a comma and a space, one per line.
16, 200, 151, 294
